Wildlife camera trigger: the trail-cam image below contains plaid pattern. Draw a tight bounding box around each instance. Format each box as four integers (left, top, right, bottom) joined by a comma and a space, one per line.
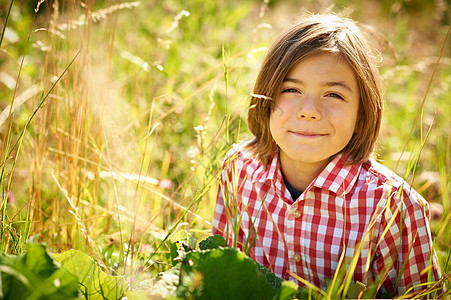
212, 142, 440, 295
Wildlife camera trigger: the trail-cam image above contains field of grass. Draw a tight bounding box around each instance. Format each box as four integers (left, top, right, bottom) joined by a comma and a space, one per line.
0, 0, 450, 298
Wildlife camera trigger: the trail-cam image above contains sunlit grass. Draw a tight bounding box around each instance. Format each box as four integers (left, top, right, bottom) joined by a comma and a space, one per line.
0, 0, 449, 298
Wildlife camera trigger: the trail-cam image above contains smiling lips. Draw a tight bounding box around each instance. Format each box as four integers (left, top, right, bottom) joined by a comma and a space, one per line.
289, 131, 328, 138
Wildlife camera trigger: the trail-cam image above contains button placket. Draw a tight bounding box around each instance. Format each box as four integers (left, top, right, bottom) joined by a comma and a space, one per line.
289, 190, 309, 283
292, 209, 301, 218
299, 198, 313, 283
289, 204, 302, 218
286, 204, 296, 278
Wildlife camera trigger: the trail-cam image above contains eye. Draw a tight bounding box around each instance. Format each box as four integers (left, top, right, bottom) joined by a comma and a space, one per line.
281, 88, 300, 94
326, 92, 344, 100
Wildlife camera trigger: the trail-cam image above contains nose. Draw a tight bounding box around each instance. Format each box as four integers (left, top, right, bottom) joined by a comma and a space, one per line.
297, 95, 321, 120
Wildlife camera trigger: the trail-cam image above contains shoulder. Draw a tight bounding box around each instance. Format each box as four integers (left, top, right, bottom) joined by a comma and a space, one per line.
360, 159, 429, 212
221, 141, 263, 173
361, 158, 403, 186
223, 141, 253, 163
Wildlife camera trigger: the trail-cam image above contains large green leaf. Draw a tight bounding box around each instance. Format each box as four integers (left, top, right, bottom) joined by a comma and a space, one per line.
197, 234, 226, 250
0, 244, 79, 300
177, 247, 298, 300
53, 249, 128, 300
254, 259, 284, 289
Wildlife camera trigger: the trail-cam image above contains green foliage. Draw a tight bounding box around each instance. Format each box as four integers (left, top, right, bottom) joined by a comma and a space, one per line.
139, 235, 300, 299
253, 260, 285, 289
0, 243, 79, 300
52, 250, 128, 300
0, 243, 130, 299
177, 247, 298, 300
169, 233, 300, 299
324, 278, 367, 299
198, 234, 226, 250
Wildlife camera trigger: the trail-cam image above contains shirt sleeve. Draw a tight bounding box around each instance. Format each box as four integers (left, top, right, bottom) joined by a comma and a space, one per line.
372, 187, 441, 296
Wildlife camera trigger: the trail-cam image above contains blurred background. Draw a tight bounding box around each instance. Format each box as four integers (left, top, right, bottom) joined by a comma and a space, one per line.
0, 0, 449, 283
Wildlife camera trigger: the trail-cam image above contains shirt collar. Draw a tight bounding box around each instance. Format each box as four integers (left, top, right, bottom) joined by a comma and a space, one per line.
311, 153, 362, 196
251, 150, 281, 184
252, 151, 362, 197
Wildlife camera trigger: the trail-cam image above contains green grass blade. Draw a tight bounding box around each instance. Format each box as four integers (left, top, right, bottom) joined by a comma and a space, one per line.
0, 0, 14, 48
1, 47, 82, 169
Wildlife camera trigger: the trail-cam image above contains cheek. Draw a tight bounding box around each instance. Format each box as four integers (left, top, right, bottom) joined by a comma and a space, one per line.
271, 97, 292, 118
269, 112, 282, 139
269, 113, 276, 135
342, 114, 359, 141
270, 103, 287, 125
272, 103, 285, 118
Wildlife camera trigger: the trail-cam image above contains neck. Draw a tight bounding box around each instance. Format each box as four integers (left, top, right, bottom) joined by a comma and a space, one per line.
279, 152, 330, 191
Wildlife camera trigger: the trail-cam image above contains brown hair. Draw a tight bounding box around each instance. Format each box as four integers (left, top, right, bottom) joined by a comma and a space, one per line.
247, 13, 383, 167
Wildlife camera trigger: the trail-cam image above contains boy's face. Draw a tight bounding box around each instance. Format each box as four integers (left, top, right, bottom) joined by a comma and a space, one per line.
270, 52, 360, 172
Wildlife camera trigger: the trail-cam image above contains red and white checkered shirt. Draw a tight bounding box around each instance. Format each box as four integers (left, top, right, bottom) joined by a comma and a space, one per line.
212, 142, 441, 295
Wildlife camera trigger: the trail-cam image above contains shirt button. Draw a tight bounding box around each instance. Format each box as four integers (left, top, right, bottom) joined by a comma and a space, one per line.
293, 253, 301, 262
291, 210, 301, 218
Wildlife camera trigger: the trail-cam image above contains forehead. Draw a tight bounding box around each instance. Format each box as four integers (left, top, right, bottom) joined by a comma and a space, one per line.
284, 53, 358, 90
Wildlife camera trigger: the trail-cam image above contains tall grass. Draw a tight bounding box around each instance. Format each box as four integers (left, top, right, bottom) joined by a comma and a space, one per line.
0, 0, 449, 297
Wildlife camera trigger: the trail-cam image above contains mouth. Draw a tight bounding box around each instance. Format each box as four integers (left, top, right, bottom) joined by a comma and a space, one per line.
289, 131, 328, 138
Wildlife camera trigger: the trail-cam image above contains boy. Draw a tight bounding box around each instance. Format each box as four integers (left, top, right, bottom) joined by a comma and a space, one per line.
212, 14, 441, 297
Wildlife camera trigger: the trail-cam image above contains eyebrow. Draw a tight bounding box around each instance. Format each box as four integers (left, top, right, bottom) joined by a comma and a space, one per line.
283, 78, 354, 93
